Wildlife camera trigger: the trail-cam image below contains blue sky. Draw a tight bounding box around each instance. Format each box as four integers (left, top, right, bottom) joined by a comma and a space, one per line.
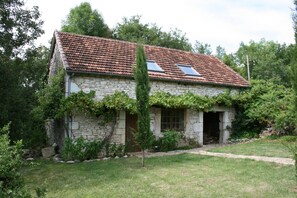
26, 0, 295, 53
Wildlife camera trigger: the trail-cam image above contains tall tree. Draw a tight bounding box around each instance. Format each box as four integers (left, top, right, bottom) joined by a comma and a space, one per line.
0, 0, 43, 57
292, 0, 297, 127
61, 2, 111, 37
193, 41, 212, 55
235, 39, 292, 86
134, 44, 154, 167
215, 45, 226, 60
113, 16, 192, 51
0, 0, 46, 146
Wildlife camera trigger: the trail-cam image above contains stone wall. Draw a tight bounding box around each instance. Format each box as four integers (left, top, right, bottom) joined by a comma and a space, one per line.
185, 110, 204, 145
71, 76, 239, 99
70, 111, 126, 144
68, 75, 238, 145
49, 42, 64, 78
49, 46, 239, 146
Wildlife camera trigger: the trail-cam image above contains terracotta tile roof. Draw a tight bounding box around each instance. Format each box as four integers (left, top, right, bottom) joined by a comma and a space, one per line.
54, 31, 249, 88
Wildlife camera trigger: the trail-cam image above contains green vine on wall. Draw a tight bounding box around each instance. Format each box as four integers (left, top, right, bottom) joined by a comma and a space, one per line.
58, 90, 235, 123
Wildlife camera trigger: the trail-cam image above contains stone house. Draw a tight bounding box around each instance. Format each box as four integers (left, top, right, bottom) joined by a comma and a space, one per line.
49, 31, 249, 150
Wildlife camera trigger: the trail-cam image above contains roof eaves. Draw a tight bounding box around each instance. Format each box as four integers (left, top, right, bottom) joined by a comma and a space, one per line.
66, 68, 250, 89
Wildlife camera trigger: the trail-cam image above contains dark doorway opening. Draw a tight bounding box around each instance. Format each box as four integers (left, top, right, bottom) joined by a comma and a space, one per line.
125, 113, 141, 152
203, 112, 220, 144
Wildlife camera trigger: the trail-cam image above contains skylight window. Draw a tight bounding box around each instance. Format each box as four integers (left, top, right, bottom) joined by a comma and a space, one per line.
146, 60, 164, 72
177, 64, 201, 76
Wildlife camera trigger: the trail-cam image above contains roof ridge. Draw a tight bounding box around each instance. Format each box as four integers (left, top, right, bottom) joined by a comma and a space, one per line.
56, 31, 211, 57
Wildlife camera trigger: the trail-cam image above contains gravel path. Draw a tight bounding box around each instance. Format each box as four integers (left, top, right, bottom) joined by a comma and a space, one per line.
189, 150, 294, 165
134, 144, 295, 165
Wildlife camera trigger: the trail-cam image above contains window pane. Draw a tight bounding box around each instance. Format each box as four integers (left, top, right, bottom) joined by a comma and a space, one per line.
177, 64, 201, 76
161, 109, 184, 132
147, 61, 164, 72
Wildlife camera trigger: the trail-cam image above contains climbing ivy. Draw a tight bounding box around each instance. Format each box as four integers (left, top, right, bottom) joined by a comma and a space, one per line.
59, 90, 235, 120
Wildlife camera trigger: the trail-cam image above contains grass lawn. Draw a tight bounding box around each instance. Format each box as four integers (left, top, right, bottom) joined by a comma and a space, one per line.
208, 138, 294, 158
23, 154, 296, 198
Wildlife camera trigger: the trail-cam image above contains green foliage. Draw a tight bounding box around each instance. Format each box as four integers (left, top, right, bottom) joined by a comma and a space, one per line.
62, 137, 104, 161
62, 137, 126, 161
35, 68, 65, 120
113, 16, 192, 51
134, 45, 154, 166
61, 2, 111, 37
231, 80, 296, 138
104, 143, 126, 158
0, 124, 30, 197
0, 0, 44, 57
235, 39, 293, 86
35, 186, 47, 198
193, 41, 212, 55
60, 91, 137, 125
0, 0, 47, 148
290, 48, 297, 132
293, 0, 297, 43
60, 89, 235, 126
150, 92, 214, 110
153, 130, 182, 152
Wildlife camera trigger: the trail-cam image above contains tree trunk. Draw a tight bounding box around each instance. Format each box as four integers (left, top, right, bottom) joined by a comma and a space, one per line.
142, 149, 145, 167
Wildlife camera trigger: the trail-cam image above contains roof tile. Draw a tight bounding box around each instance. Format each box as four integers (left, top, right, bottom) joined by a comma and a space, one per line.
55, 31, 249, 87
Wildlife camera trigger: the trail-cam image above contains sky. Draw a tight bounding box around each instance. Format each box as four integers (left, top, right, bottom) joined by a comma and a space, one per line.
26, 0, 295, 53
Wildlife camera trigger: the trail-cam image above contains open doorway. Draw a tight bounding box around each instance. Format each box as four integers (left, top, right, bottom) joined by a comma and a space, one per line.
203, 112, 220, 144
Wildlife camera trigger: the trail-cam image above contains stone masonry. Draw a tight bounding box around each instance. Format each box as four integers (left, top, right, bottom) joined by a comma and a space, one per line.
67, 75, 237, 145
49, 41, 238, 146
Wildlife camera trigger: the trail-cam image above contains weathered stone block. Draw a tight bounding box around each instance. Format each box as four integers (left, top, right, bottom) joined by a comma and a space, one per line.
41, 147, 55, 158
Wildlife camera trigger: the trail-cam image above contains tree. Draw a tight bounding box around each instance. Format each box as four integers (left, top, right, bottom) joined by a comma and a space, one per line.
193, 41, 212, 55
113, 16, 192, 51
61, 2, 111, 37
0, 0, 44, 58
0, 124, 30, 197
292, 0, 297, 129
134, 44, 154, 167
235, 39, 293, 86
215, 45, 226, 59
0, 0, 46, 147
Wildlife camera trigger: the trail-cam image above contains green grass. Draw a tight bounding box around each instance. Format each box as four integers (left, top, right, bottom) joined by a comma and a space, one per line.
209, 138, 294, 158
23, 154, 296, 198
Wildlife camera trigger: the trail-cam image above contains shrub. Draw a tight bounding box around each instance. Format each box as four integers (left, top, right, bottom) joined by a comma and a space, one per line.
153, 130, 181, 152
0, 124, 30, 197
105, 143, 126, 157
62, 137, 126, 161
62, 137, 104, 161
232, 80, 296, 138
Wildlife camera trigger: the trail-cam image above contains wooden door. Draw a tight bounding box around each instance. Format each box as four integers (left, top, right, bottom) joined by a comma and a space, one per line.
125, 113, 141, 152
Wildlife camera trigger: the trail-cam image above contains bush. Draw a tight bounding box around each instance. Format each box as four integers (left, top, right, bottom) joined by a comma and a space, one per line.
153, 130, 181, 152
0, 124, 30, 197
105, 143, 126, 157
232, 80, 296, 138
62, 137, 104, 161
62, 137, 127, 161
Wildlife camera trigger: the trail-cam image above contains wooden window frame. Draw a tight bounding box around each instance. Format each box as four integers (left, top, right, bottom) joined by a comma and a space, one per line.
161, 109, 184, 132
